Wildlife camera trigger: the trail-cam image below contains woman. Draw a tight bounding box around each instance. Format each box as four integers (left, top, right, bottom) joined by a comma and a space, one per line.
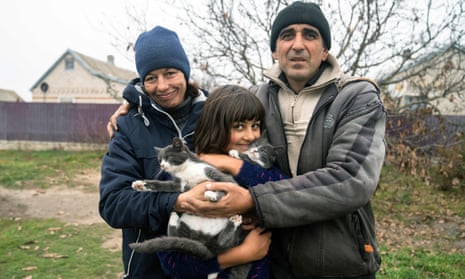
99, 26, 270, 279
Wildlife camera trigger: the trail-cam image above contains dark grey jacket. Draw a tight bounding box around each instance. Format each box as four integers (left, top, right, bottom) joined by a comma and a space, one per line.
249, 55, 386, 278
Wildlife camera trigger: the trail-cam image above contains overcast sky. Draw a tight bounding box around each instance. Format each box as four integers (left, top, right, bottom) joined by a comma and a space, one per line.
0, 0, 182, 101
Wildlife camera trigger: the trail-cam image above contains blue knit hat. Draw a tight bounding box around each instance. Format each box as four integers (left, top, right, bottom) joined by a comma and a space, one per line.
134, 26, 190, 82
270, 2, 331, 52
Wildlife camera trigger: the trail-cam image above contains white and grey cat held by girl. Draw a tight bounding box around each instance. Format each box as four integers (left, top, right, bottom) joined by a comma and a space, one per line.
129, 136, 280, 278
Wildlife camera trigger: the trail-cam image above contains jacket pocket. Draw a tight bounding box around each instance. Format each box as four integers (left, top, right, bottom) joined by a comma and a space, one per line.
352, 205, 382, 273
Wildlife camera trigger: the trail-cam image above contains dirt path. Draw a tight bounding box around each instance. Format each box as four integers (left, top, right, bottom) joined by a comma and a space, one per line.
0, 170, 122, 251
0, 187, 102, 225
1, 175, 464, 255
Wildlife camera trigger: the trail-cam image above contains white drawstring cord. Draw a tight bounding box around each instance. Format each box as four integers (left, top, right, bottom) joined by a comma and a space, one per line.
123, 229, 142, 278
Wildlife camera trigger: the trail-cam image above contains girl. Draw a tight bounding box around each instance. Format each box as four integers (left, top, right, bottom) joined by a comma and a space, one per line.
158, 85, 287, 279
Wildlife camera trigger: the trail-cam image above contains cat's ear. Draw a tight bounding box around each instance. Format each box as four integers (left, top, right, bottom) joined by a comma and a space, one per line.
172, 137, 184, 151
154, 146, 162, 152
261, 130, 269, 139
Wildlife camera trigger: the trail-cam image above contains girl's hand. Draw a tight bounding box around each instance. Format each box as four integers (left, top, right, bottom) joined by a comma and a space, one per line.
217, 227, 271, 269
240, 227, 272, 261
199, 153, 243, 176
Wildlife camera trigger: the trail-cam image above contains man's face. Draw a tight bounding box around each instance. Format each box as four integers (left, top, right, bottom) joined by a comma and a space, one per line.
272, 24, 329, 91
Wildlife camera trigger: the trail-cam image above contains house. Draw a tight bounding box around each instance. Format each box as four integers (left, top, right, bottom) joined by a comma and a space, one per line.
30, 49, 137, 103
0, 88, 24, 102
385, 44, 465, 115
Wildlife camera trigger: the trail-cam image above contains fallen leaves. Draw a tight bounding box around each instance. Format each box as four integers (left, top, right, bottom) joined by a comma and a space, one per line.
22, 266, 37, 271
41, 252, 68, 259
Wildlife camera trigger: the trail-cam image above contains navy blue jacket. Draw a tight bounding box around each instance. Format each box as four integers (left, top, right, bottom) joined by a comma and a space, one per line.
99, 79, 207, 278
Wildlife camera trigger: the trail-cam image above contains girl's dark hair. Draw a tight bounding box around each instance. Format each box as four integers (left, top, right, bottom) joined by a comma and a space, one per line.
195, 85, 266, 154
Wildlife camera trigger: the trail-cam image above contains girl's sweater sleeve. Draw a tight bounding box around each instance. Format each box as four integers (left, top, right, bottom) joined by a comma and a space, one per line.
158, 251, 220, 277
158, 252, 270, 279
234, 160, 288, 187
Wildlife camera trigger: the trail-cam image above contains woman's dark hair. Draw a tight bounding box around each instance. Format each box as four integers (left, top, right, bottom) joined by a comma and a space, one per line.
186, 80, 201, 97
195, 85, 266, 154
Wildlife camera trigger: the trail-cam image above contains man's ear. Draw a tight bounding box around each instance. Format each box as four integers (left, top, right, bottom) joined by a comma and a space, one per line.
322, 48, 329, 62
272, 52, 278, 60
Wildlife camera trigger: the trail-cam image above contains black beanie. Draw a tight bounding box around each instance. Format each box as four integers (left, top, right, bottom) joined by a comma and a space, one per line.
270, 1, 331, 52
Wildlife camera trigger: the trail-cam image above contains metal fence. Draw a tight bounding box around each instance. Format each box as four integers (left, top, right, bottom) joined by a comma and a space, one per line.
1, 102, 465, 148
0, 102, 119, 144
386, 112, 465, 149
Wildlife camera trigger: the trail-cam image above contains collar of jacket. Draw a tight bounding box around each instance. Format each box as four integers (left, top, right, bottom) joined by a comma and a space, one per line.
264, 53, 342, 93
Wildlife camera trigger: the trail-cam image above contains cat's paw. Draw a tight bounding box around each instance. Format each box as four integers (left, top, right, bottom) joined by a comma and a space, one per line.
204, 190, 221, 202
229, 214, 243, 226
228, 149, 240, 159
132, 180, 147, 191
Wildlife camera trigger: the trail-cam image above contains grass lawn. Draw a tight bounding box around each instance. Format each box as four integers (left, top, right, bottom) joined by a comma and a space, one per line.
1, 150, 464, 278
0, 218, 121, 278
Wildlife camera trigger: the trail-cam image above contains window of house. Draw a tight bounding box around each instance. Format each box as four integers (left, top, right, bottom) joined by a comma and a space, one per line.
65, 57, 74, 70
404, 95, 426, 110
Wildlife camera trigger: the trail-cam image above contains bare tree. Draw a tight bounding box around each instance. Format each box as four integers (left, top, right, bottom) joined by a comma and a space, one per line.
172, 0, 464, 95
106, 0, 465, 108
173, 0, 290, 88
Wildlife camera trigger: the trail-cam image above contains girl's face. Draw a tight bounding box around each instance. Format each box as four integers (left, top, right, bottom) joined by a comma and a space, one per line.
143, 68, 187, 108
225, 119, 261, 152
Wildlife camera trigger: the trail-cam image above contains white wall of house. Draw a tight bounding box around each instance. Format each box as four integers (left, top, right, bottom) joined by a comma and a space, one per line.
386, 46, 465, 115
31, 52, 133, 104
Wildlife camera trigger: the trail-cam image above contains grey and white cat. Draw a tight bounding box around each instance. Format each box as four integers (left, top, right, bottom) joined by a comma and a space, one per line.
129, 136, 278, 278
228, 135, 279, 169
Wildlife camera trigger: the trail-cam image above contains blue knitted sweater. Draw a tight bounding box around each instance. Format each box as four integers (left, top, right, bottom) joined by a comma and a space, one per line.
158, 160, 287, 278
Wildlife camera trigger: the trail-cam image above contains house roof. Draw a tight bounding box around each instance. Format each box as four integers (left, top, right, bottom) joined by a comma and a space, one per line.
30, 49, 137, 90
378, 43, 465, 84
400, 44, 465, 73
0, 88, 24, 102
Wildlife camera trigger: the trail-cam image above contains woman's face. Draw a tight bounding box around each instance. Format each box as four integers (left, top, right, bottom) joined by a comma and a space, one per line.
143, 68, 187, 108
225, 120, 261, 152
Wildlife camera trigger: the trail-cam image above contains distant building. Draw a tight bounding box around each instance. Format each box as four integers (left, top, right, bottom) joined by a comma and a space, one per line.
385, 44, 465, 115
30, 49, 137, 103
0, 88, 24, 102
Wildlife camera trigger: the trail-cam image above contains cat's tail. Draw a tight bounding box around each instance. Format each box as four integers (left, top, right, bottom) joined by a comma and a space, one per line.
129, 236, 215, 260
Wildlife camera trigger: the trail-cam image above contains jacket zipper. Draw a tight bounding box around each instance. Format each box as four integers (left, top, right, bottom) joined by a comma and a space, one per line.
291, 95, 297, 124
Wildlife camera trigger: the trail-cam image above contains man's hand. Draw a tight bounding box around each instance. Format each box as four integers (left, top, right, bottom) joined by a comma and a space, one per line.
107, 102, 131, 139
180, 181, 255, 218
174, 182, 207, 213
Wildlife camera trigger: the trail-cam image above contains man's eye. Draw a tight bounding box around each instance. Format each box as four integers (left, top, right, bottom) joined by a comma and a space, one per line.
304, 33, 317, 40
280, 32, 293, 40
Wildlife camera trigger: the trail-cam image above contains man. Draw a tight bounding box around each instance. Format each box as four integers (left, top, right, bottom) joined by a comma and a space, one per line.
178, 2, 386, 278
108, 2, 386, 278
